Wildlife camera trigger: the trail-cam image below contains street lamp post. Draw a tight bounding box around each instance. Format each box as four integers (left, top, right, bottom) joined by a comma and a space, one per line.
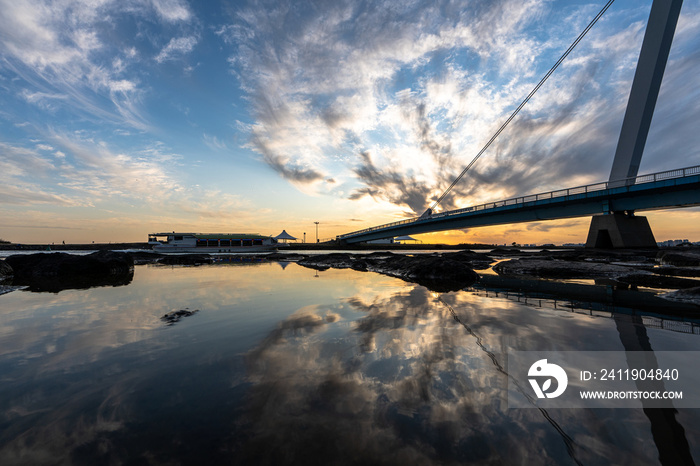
314, 222, 319, 243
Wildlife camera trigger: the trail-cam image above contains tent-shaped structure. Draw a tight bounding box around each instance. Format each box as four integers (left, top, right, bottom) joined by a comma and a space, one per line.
395, 235, 419, 244
274, 230, 297, 243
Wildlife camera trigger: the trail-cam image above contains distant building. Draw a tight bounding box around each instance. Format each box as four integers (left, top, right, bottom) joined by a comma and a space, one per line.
657, 239, 691, 247
366, 238, 395, 244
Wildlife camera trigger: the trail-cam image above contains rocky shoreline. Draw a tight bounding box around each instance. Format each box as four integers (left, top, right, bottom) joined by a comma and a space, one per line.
2, 247, 700, 307
2, 251, 135, 292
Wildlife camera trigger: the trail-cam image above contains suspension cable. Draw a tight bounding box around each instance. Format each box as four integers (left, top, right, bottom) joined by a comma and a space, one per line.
427, 0, 616, 214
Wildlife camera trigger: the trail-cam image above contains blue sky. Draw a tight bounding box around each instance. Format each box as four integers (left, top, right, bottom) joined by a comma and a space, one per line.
1, 0, 699, 244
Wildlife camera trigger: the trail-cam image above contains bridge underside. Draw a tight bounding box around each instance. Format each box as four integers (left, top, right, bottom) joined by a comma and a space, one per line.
341, 174, 700, 245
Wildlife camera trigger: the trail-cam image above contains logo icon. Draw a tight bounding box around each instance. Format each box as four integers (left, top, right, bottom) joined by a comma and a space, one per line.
528, 359, 568, 398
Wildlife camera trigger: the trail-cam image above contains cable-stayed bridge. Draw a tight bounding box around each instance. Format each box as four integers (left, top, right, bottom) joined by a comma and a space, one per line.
337, 165, 700, 245
337, 0, 694, 248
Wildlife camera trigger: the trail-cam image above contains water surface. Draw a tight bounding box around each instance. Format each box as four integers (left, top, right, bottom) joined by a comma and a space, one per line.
0, 261, 698, 465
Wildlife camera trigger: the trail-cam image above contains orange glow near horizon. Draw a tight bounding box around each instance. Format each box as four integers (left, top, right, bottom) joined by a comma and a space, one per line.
3, 208, 699, 246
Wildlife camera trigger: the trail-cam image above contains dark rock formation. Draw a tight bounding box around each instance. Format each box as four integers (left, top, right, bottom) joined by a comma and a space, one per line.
493, 258, 700, 290
297, 253, 361, 271
375, 255, 480, 292
657, 251, 700, 267
442, 250, 494, 270
0, 285, 26, 296
660, 287, 700, 305
0, 260, 12, 280
493, 259, 637, 279
5, 251, 133, 292
298, 252, 479, 292
617, 274, 700, 290
265, 253, 308, 262
6, 250, 133, 278
161, 308, 199, 325
652, 266, 700, 278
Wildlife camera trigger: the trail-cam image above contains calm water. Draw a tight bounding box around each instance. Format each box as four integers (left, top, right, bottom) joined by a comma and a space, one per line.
1, 261, 699, 465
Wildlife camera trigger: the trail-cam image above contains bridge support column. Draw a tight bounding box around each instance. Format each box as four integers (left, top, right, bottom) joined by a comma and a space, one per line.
585, 213, 657, 249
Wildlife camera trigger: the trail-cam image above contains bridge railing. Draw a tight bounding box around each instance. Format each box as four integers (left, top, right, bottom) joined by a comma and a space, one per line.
338, 164, 700, 239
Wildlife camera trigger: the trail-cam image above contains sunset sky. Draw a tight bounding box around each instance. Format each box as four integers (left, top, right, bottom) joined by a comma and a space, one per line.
1, 0, 699, 245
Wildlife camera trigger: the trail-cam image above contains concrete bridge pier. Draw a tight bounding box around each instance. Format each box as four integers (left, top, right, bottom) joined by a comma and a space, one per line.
586, 0, 682, 249
585, 212, 657, 249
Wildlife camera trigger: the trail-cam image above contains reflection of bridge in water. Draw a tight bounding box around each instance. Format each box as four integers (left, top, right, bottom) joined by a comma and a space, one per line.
444, 266, 698, 465
468, 277, 700, 335
338, 0, 697, 249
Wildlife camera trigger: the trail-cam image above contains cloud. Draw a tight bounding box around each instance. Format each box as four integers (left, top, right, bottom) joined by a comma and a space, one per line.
350, 151, 433, 215
155, 36, 198, 63
224, 0, 700, 217
20, 90, 70, 111
46, 131, 182, 203
251, 132, 324, 185
238, 284, 628, 464
0, 0, 196, 131
0, 141, 85, 206
0, 134, 270, 232
149, 0, 192, 23
202, 133, 228, 151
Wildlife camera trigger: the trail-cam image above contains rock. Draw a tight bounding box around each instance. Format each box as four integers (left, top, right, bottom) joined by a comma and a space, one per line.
297, 253, 479, 292
657, 251, 700, 267
0, 285, 26, 295
652, 266, 700, 278
0, 260, 12, 280
385, 256, 479, 292
489, 247, 521, 255
442, 250, 493, 270
493, 259, 637, 279
161, 308, 199, 325
659, 287, 700, 305
617, 274, 700, 290
5, 251, 134, 292
6, 251, 133, 278
297, 253, 357, 270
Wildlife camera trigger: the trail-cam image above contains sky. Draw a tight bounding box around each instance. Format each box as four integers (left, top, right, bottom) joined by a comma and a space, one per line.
1, 0, 699, 245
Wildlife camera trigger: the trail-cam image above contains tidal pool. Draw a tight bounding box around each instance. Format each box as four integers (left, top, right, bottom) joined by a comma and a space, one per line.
0, 261, 698, 465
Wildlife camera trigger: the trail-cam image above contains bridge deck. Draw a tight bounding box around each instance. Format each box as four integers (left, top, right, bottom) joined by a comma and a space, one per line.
338, 165, 700, 243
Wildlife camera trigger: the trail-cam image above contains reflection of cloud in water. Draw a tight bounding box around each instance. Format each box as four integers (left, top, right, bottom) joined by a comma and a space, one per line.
2, 264, 698, 464
240, 284, 681, 464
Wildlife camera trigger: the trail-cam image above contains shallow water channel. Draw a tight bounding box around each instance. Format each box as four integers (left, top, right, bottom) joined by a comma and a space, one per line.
0, 260, 699, 465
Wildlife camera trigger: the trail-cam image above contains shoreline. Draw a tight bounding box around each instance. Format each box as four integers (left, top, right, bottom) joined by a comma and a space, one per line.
3, 241, 695, 252
2, 246, 700, 310
0, 241, 500, 252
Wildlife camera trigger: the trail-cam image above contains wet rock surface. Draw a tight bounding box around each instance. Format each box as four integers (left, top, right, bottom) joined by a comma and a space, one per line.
0, 285, 26, 296
298, 252, 480, 292
6, 251, 133, 278
617, 274, 700, 290
0, 260, 13, 281
5, 251, 134, 292
492, 259, 637, 279
490, 248, 700, 296
161, 308, 200, 325
5, 246, 700, 308
657, 250, 700, 267
659, 287, 700, 305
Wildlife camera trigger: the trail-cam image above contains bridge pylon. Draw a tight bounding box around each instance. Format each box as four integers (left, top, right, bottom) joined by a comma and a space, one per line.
586, 0, 682, 248
585, 212, 657, 249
